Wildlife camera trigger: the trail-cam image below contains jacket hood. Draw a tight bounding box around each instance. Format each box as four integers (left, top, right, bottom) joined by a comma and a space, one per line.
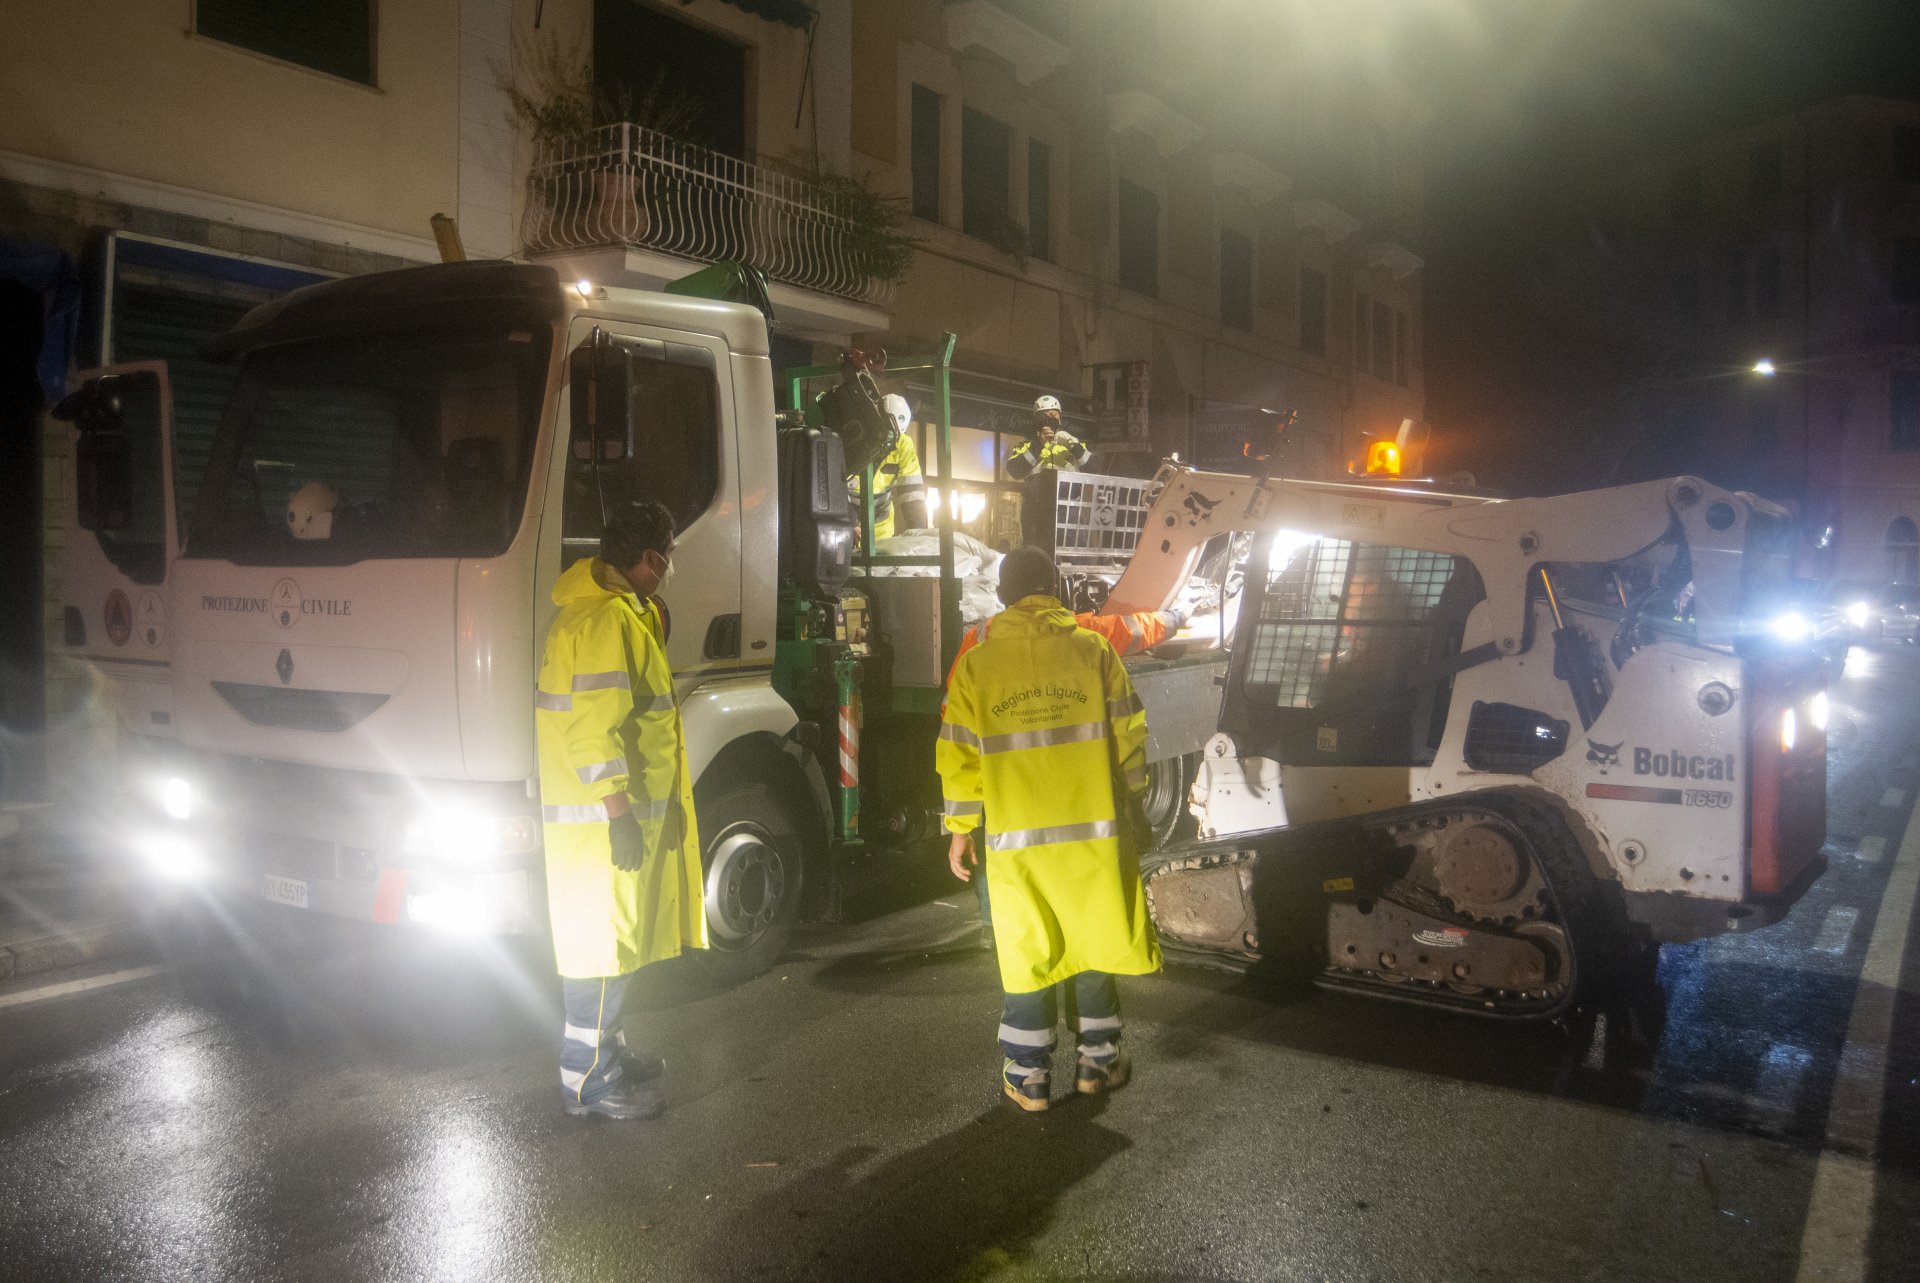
553, 557, 631, 607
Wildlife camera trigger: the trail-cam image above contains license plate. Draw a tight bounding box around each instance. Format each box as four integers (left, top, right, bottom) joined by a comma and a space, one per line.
262, 875, 310, 909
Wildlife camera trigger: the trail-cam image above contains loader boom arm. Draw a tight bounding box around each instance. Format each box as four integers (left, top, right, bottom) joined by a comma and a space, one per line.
1103, 465, 1774, 652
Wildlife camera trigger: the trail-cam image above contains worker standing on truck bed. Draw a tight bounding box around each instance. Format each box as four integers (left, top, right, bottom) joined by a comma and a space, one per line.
938, 547, 1163, 1112
1004, 395, 1090, 480
863, 393, 928, 539
535, 501, 708, 1121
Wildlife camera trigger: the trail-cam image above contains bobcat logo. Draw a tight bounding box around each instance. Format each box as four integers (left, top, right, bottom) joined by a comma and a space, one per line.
1182, 490, 1220, 526
1586, 739, 1623, 773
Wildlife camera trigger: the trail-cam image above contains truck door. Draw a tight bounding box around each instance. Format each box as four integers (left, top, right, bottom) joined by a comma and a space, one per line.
54, 362, 179, 739
547, 320, 744, 678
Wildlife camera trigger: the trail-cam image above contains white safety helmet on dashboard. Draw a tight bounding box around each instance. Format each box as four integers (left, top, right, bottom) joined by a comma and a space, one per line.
286, 481, 339, 541
881, 393, 912, 439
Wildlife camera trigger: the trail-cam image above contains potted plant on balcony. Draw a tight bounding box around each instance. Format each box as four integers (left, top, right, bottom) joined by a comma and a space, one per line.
502, 37, 705, 249
815, 172, 917, 295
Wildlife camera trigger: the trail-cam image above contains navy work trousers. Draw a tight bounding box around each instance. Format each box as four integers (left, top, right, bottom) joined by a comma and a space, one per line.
998, 972, 1122, 1070
560, 973, 634, 1104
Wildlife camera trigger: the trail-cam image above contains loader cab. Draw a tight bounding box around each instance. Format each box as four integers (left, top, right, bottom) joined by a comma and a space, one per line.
1219, 531, 1486, 769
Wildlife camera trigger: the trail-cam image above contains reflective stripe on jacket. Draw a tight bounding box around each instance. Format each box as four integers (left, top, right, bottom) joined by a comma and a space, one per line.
536, 558, 708, 978
937, 595, 1161, 992
1004, 434, 1089, 480
850, 434, 926, 541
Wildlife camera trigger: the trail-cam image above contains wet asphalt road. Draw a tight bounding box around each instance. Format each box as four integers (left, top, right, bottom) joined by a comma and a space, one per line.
2, 651, 1918, 1282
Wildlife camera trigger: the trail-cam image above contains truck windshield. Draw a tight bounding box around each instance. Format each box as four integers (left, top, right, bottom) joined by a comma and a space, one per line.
185, 326, 551, 564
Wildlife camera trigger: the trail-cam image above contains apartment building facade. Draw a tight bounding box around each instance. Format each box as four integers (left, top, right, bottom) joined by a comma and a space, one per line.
0, 0, 1426, 767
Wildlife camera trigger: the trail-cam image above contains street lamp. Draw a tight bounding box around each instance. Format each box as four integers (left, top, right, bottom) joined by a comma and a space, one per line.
1753, 358, 1777, 377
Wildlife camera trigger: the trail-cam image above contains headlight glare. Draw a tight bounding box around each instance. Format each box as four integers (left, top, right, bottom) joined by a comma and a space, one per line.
402, 810, 539, 860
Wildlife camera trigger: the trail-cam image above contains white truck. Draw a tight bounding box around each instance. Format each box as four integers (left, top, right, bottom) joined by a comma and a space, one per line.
54, 261, 1223, 980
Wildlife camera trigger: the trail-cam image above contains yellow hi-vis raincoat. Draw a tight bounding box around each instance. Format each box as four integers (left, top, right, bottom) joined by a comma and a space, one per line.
937, 595, 1162, 992
536, 558, 707, 978
865, 433, 925, 541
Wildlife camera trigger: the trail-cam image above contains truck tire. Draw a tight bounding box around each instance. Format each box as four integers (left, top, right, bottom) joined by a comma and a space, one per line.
1140, 752, 1197, 850
691, 779, 804, 986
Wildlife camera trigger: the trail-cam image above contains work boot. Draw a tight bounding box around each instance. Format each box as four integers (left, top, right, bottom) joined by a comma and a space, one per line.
563, 1077, 665, 1121
1075, 1049, 1131, 1096
620, 1050, 665, 1083
1002, 1058, 1050, 1113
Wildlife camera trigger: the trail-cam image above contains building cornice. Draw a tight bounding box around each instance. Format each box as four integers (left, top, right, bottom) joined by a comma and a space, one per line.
942, 1, 1070, 85
1367, 240, 1424, 279
1294, 197, 1360, 242
1210, 151, 1290, 205
1105, 90, 1203, 158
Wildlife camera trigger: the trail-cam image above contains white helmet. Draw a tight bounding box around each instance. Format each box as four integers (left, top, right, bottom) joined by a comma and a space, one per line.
881, 393, 912, 437
1033, 394, 1062, 414
286, 481, 339, 541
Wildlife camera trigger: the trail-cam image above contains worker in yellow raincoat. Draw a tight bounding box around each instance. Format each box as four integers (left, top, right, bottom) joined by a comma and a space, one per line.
536, 501, 707, 1120
851, 393, 928, 541
937, 546, 1162, 1112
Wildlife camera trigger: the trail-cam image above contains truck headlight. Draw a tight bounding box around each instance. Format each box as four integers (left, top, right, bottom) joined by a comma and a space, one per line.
401, 811, 539, 861
133, 830, 209, 881
1844, 601, 1870, 630
1767, 610, 1812, 643
160, 777, 195, 822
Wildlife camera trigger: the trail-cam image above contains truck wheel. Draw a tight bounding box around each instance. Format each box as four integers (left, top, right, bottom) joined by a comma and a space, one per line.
692, 780, 803, 985
1140, 753, 1196, 850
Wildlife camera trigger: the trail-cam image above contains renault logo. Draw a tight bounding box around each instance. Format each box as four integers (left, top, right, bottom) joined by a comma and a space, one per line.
276, 648, 294, 686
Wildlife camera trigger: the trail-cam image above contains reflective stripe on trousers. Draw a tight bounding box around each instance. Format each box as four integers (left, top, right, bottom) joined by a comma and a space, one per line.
998, 972, 1121, 1068
560, 973, 633, 1102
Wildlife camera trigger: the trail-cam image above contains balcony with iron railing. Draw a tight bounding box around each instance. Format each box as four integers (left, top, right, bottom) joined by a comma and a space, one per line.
521, 122, 903, 309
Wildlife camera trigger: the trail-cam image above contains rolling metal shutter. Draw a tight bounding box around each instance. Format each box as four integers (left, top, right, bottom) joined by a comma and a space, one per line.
102, 234, 333, 537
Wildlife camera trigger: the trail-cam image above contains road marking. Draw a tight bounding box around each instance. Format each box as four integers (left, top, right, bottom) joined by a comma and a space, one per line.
1879, 787, 1906, 809
1794, 779, 1920, 1282
0, 963, 166, 1010
1856, 836, 1887, 864
1812, 907, 1860, 955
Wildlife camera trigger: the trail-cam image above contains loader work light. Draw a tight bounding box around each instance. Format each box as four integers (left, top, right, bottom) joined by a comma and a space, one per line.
1364, 440, 1401, 476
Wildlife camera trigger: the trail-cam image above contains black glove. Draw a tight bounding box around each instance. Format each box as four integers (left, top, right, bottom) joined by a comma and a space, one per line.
608, 809, 647, 872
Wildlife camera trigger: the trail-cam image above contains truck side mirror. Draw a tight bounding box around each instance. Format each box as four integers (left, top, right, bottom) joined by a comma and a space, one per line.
51, 375, 137, 532
568, 333, 634, 464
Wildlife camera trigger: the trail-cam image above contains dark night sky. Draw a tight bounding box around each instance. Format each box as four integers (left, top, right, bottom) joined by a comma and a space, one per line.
1394, 0, 1920, 493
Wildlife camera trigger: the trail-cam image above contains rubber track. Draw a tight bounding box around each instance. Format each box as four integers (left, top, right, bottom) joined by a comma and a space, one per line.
1152, 788, 1625, 1021
1328, 789, 1613, 1020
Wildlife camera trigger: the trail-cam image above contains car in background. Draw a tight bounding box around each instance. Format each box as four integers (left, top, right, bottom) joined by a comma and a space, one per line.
1826, 579, 1920, 645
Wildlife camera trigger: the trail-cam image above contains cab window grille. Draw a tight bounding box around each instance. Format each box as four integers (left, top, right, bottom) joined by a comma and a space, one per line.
1244, 539, 1459, 709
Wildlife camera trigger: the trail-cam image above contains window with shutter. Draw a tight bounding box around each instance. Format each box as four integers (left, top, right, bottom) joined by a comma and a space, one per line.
196, 0, 375, 86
